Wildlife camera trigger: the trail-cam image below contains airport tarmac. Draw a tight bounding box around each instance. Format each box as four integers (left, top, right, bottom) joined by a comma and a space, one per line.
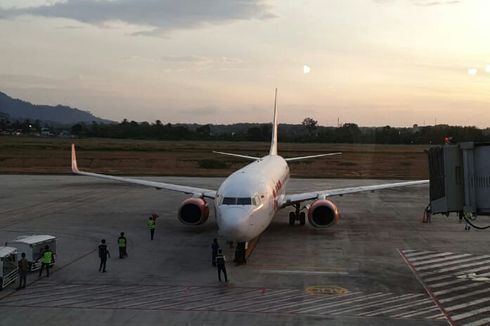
1, 175, 489, 325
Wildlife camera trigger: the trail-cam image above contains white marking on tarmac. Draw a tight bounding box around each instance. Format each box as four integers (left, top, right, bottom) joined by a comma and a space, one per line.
464, 317, 490, 326
433, 282, 482, 296
402, 249, 490, 326
262, 291, 362, 312
223, 289, 300, 311
410, 252, 462, 263
416, 256, 490, 271
403, 251, 434, 258
295, 292, 391, 314
329, 293, 422, 315
424, 264, 490, 283
451, 305, 490, 321
393, 306, 441, 318
438, 287, 490, 304
429, 278, 468, 288
419, 259, 490, 277
412, 254, 472, 266
362, 298, 435, 317
444, 296, 490, 312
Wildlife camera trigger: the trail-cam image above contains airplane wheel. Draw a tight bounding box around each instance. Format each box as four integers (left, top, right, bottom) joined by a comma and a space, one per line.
289, 212, 295, 226
299, 212, 306, 225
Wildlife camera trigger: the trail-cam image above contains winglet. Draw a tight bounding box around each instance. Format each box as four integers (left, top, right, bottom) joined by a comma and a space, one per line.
71, 144, 80, 173
269, 88, 278, 156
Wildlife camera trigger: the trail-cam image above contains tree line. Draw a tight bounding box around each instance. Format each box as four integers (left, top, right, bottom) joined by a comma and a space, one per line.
1, 115, 488, 145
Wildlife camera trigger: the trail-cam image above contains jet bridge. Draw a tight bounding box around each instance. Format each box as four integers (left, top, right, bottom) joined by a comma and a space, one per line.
427, 142, 490, 224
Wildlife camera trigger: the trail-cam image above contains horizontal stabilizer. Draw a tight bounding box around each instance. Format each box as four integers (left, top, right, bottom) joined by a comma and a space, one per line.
212, 151, 260, 160
285, 152, 342, 162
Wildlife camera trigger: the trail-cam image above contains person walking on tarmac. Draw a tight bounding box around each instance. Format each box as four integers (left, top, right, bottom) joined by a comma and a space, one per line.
148, 213, 158, 240
38, 245, 54, 278
98, 239, 110, 272
17, 253, 29, 289
211, 238, 220, 267
216, 249, 228, 282
118, 232, 127, 258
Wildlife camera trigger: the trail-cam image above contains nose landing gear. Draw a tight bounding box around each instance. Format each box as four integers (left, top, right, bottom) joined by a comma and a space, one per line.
289, 204, 306, 226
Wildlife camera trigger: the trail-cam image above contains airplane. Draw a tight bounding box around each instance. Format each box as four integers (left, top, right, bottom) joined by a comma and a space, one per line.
71, 89, 428, 263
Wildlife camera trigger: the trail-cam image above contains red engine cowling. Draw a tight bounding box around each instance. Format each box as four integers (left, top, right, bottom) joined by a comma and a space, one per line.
178, 198, 209, 225
307, 199, 340, 228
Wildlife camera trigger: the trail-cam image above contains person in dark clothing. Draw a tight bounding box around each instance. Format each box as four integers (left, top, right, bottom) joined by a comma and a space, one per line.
118, 232, 127, 258
216, 249, 228, 282
17, 253, 29, 289
38, 245, 54, 278
211, 238, 220, 267
98, 239, 110, 272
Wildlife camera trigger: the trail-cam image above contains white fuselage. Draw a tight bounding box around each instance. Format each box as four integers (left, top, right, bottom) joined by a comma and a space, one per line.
215, 155, 289, 242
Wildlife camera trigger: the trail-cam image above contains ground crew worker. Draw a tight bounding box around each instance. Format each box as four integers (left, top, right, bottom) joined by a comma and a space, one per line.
211, 238, 220, 267
118, 232, 127, 258
148, 213, 158, 240
17, 253, 29, 289
216, 249, 228, 282
38, 245, 54, 278
98, 239, 110, 272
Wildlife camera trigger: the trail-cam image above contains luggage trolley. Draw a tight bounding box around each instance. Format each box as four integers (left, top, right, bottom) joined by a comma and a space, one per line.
0, 246, 18, 290
6, 235, 56, 271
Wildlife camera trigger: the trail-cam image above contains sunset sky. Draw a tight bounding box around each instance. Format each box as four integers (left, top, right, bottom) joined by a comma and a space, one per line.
0, 0, 489, 126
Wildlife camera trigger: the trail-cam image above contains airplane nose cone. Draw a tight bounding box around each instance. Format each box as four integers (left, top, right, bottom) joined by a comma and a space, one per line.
217, 207, 251, 241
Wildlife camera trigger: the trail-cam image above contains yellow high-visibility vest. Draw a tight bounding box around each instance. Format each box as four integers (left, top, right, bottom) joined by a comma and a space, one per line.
147, 219, 156, 230
42, 250, 53, 264
118, 238, 126, 247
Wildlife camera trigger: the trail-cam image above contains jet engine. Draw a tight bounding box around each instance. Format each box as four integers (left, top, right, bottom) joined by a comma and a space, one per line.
178, 198, 209, 225
307, 199, 340, 228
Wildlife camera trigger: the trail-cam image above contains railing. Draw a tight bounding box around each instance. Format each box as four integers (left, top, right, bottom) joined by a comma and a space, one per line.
2, 268, 18, 289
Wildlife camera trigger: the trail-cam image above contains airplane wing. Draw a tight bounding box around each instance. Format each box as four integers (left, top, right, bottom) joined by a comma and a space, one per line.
71, 144, 217, 199
212, 151, 260, 160
284, 152, 341, 162
281, 180, 428, 207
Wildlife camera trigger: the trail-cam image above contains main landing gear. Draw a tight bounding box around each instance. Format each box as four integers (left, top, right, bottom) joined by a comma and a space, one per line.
289, 204, 305, 226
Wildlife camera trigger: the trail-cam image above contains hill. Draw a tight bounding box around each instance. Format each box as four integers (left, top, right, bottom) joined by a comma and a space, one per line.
0, 91, 112, 125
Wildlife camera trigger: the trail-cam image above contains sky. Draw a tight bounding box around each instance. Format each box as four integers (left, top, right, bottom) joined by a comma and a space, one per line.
0, 0, 489, 127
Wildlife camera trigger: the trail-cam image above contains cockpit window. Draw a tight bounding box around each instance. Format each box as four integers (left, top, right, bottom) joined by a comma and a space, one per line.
237, 198, 251, 205
221, 197, 256, 206
222, 197, 236, 205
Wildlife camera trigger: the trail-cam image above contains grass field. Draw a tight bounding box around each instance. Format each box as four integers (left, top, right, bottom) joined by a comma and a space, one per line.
0, 136, 429, 179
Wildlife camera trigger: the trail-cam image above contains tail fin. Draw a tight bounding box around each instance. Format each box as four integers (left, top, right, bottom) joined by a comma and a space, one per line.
269, 88, 278, 155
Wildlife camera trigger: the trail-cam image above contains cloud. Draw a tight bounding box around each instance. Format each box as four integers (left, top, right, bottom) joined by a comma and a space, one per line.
374, 0, 461, 6
411, 0, 461, 6
0, 0, 275, 35
123, 55, 245, 72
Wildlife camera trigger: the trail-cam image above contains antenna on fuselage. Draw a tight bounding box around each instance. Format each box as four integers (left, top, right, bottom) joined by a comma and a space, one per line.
269, 88, 278, 156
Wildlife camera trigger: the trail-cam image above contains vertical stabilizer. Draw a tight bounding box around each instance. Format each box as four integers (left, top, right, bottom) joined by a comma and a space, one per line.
269, 88, 278, 155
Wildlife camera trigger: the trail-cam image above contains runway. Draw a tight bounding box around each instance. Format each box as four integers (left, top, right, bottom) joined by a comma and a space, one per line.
1, 175, 489, 325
